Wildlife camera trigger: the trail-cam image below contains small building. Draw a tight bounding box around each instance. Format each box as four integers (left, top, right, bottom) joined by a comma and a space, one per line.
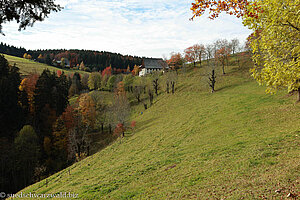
52, 58, 70, 68
139, 58, 168, 77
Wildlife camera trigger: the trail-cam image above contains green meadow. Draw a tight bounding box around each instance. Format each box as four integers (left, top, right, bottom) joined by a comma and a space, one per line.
16, 61, 299, 199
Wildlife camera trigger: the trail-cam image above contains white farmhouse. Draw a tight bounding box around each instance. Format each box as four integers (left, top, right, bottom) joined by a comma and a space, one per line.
139, 58, 168, 77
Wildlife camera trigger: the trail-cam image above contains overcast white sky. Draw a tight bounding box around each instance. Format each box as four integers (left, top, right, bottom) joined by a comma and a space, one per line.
0, 0, 251, 58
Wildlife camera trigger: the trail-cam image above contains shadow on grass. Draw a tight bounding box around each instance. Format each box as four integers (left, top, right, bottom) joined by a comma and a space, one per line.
89, 128, 118, 155
215, 83, 241, 92
133, 117, 157, 134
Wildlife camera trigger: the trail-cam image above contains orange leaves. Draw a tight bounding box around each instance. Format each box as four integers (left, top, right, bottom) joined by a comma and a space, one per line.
19, 73, 39, 113
102, 66, 112, 77
191, 0, 262, 20
131, 65, 140, 76
114, 123, 125, 137
77, 93, 96, 128
131, 121, 136, 128
57, 70, 62, 77
167, 52, 183, 67
184, 44, 205, 66
115, 81, 126, 96
62, 105, 75, 131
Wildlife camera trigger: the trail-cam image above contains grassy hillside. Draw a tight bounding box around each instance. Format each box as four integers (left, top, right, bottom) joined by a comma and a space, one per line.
17, 64, 299, 199
3, 54, 90, 76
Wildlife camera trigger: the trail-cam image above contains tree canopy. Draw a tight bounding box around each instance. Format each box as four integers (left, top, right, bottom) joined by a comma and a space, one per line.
0, 0, 62, 34
245, 0, 300, 95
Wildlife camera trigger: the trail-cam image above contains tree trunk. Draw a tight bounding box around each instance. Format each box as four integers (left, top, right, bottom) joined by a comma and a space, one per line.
209, 69, 216, 93
171, 82, 175, 94
194, 61, 196, 67
122, 131, 125, 137
149, 92, 153, 106
77, 143, 81, 158
298, 88, 300, 102
101, 123, 104, 134
154, 80, 158, 96
222, 63, 225, 74
166, 82, 169, 93
109, 124, 112, 134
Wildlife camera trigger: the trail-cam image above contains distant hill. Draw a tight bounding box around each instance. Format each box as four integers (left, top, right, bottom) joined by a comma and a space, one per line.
15, 60, 300, 199
0, 43, 143, 72
4, 54, 90, 76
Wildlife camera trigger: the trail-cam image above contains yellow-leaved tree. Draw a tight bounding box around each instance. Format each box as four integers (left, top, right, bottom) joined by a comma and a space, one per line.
244, 0, 300, 100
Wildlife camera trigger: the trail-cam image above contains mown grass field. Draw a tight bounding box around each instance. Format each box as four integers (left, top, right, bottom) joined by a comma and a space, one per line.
16, 61, 299, 199
3, 54, 90, 76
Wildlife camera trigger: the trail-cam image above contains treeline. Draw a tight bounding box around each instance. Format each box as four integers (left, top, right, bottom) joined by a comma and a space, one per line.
0, 42, 26, 57
28, 49, 143, 72
0, 43, 143, 72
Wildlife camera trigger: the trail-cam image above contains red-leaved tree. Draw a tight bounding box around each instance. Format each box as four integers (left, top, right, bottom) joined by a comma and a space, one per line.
184, 44, 205, 67
102, 66, 112, 77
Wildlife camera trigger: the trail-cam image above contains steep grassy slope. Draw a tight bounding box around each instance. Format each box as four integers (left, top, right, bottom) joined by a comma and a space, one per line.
18, 65, 299, 199
3, 54, 89, 76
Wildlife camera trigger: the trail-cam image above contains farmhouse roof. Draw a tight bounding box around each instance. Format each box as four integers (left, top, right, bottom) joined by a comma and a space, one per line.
143, 58, 166, 69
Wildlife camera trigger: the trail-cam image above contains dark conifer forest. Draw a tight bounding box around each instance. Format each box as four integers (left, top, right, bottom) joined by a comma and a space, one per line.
0, 43, 143, 72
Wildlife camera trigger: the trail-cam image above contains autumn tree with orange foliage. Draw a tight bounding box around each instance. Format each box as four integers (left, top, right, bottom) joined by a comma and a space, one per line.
184, 44, 205, 67
66, 93, 96, 160
215, 46, 230, 74
102, 65, 112, 77
132, 65, 140, 76
167, 52, 184, 71
19, 73, 39, 114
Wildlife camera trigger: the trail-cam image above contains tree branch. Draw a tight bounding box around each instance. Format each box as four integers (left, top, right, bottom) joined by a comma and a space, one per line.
282, 21, 300, 32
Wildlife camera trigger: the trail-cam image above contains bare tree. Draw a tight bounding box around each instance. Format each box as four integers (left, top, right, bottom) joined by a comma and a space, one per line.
205, 44, 214, 66
90, 91, 106, 134
214, 39, 230, 74
133, 85, 143, 103
67, 93, 95, 161
151, 71, 160, 96
230, 38, 240, 55
112, 91, 130, 137
148, 89, 154, 106
208, 69, 216, 93
236, 45, 245, 67
202, 57, 218, 93
165, 71, 178, 94
144, 78, 154, 106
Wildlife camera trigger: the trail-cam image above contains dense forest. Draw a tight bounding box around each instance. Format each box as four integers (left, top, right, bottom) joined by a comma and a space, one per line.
0, 43, 143, 72
0, 53, 154, 196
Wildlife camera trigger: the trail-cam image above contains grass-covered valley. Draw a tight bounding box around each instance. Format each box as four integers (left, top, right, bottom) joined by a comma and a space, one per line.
1, 0, 299, 199
14, 61, 300, 199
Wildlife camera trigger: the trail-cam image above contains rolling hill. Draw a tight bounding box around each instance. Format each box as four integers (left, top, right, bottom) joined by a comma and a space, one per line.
3, 54, 90, 76
14, 63, 299, 199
